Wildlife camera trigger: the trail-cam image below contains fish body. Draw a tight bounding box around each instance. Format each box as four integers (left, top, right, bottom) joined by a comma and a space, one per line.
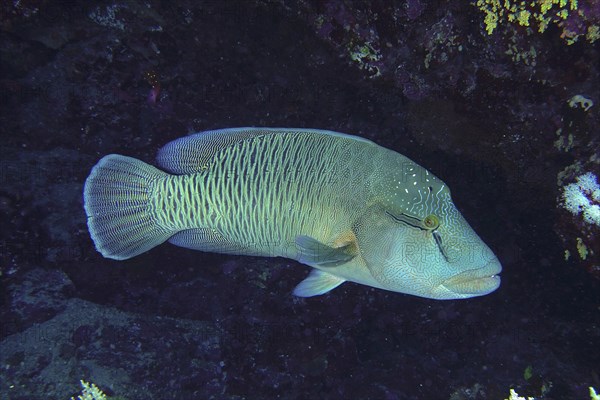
84, 128, 501, 299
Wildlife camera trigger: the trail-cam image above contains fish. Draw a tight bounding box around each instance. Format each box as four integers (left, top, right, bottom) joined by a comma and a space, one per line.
83, 128, 502, 299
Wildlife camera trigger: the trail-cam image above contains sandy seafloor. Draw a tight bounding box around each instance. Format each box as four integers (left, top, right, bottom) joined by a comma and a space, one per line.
0, 1, 599, 399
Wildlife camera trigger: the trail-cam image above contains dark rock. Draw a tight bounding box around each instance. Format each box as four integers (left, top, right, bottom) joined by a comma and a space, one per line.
0, 298, 224, 400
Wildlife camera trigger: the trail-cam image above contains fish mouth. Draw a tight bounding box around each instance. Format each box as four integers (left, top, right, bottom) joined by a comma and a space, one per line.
441, 257, 502, 297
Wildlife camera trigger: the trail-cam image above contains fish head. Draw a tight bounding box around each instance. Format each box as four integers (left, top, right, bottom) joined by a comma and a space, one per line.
356, 176, 501, 300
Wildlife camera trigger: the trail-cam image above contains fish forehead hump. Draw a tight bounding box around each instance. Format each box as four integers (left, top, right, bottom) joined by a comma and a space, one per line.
368, 147, 450, 217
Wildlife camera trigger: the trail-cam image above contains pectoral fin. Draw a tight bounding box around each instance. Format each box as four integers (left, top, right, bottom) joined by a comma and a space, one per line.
295, 235, 355, 267
293, 269, 346, 297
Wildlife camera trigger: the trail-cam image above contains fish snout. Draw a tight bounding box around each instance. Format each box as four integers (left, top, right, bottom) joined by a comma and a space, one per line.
441, 257, 502, 297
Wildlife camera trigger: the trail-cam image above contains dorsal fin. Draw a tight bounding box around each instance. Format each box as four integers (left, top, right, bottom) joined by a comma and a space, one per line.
156, 127, 374, 174
156, 128, 273, 174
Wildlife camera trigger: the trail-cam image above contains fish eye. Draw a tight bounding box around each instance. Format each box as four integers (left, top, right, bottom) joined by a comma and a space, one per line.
386, 211, 449, 261
423, 214, 439, 230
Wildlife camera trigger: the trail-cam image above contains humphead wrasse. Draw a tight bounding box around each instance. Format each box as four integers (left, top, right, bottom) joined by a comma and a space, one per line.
83, 128, 501, 299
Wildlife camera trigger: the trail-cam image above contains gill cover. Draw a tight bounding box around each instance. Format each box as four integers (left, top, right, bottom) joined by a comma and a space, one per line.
353, 204, 454, 298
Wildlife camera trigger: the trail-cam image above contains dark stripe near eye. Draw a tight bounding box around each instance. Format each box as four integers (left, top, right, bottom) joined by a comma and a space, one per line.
386, 211, 424, 230
433, 231, 449, 262
387, 211, 449, 261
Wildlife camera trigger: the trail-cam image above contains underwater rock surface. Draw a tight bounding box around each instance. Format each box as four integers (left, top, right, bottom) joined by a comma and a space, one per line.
0, 1, 598, 399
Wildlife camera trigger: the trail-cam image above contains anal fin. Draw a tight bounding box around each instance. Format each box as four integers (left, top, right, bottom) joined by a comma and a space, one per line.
293, 269, 346, 297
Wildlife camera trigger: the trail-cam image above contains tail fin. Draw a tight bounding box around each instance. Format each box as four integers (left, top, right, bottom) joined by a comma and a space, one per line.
83, 155, 173, 260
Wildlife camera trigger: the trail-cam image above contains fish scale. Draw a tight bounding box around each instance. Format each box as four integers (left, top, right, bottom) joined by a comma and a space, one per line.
195, 132, 361, 256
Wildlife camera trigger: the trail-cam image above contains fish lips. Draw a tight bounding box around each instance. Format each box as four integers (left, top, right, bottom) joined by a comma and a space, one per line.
441, 257, 502, 296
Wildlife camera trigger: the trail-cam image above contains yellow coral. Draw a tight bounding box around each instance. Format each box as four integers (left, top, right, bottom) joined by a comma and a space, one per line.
570, 0, 577, 10
576, 237, 588, 260
71, 380, 107, 400
538, 17, 550, 32
474, 0, 594, 44
556, 9, 569, 19
516, 9, 531, 25
485, 10, 500, 33
539, 0, 553, 14
587, 25, 600, 43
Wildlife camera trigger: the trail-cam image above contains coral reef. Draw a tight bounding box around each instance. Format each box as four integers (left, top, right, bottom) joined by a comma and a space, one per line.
474, 0, 600, 45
